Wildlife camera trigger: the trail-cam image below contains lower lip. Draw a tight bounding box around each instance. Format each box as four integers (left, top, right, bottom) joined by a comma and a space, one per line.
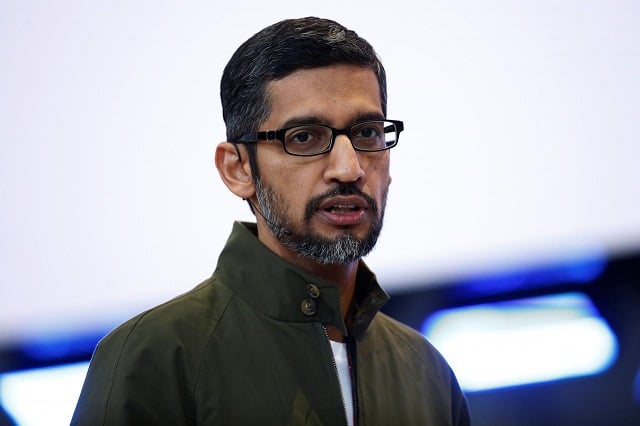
317, 208, 367, 226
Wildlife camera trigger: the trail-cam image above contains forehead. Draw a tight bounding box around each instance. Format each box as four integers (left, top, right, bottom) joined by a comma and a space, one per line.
264, 64, 383, 127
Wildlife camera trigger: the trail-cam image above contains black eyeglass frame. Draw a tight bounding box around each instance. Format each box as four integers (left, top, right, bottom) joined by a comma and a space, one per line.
232, 119, 404, 157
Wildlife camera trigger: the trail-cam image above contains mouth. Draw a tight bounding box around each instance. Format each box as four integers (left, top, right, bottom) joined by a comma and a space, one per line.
322, 204, 363, 213
316, 196, 369, 226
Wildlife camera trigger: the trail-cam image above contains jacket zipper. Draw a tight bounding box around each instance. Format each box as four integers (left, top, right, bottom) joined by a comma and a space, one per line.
322, 325, 352, 426
347, 335, 359, 426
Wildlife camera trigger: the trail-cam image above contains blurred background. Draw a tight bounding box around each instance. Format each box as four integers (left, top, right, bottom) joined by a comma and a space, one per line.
1, 1, 639, 424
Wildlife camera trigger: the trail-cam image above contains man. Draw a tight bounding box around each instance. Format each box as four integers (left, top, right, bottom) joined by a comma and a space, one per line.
72, 17, 470, 425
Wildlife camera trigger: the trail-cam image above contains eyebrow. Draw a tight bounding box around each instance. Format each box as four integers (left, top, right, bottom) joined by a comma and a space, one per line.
279, 112, 386, 129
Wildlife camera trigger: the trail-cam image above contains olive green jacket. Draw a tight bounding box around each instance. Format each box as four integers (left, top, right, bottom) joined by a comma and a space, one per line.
72, 222, 469, 425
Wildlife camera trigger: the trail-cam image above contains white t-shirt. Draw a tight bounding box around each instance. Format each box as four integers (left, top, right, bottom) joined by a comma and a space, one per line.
329, 340, 354, 426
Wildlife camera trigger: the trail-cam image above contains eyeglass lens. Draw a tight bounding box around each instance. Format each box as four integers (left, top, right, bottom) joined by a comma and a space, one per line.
283, 121, 398, 155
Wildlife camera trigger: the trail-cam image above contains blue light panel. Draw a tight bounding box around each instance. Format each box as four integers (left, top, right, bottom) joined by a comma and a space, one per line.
0, 361, 89, 426
422, 292, 618, 391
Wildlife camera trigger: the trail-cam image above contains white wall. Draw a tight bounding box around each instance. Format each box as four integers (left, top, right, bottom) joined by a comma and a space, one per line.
1, 0, 639, 345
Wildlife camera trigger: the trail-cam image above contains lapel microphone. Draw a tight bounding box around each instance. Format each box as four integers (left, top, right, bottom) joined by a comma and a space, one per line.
243, 198, 293, 236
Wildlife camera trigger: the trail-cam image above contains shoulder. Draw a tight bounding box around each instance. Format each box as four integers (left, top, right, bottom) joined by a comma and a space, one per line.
73, 278, 235, 424
365, 312, 456, 378
96, 276, 233, 361
364, 312, 470, 424
368, 312, 437, 356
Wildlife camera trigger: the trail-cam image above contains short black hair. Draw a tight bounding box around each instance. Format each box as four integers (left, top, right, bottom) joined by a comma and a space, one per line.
220, 17, 387, 177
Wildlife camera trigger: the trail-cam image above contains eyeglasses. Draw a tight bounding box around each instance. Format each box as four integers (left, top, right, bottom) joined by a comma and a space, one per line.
233, 119, 404, 157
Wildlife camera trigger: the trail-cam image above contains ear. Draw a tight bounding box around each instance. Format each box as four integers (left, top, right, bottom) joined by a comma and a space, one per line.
215, 142, 255, 199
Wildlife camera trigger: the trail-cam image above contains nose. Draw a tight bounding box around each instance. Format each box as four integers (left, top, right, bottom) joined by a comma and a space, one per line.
323, 134, 365, 184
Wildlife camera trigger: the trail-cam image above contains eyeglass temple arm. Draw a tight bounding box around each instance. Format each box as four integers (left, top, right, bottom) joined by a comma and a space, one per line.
236, 130, 280, 143
385, 121, 404, 133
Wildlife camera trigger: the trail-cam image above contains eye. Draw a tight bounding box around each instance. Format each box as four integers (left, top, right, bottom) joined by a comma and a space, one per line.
284, 125, 331, 154
358, 127, 378, 138
289, 130, 314, 143
353, 122, 383, 139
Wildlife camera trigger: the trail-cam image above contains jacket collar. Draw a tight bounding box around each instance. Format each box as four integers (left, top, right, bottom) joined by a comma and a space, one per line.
213, 222, 389, 339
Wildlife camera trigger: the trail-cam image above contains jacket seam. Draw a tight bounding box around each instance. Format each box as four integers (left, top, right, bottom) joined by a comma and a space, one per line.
190, 279, 234, 420
100, 313, 149, 426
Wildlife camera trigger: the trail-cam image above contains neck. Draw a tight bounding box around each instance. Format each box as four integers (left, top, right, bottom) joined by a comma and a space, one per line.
255, 220, 359, 338
310, 261, 357, 343
301, 258, 358, 343
310, 260, 358, 311
286, 245, 359, 321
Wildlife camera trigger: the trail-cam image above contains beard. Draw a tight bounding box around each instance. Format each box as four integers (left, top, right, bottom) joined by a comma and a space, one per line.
254, 178, 387, 265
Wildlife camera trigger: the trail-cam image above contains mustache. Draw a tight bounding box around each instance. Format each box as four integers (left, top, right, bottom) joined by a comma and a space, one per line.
303, 184, 378, 220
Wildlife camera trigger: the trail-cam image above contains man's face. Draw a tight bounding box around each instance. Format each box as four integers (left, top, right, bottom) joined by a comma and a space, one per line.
253, 64, 392, 265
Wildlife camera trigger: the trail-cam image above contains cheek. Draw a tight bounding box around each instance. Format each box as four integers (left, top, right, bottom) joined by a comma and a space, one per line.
372, 165, 392, 207
279, 169, 314, 207
369, 159, 391, 187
